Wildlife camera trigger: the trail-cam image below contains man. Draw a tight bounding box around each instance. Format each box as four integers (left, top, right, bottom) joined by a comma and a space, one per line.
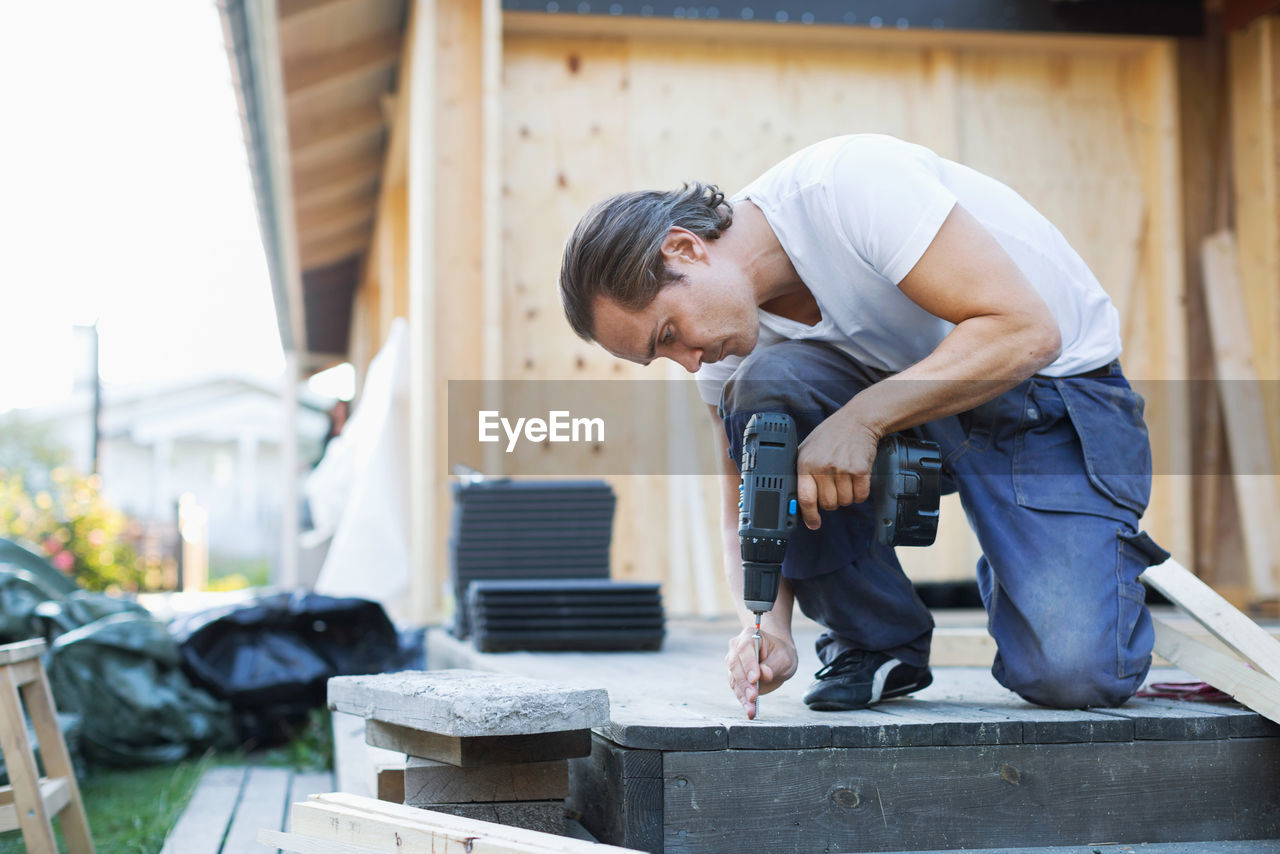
558, 134, 1167, 719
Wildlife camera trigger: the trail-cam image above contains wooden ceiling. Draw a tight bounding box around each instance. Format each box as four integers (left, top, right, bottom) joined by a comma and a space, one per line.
276, 0, 406, 355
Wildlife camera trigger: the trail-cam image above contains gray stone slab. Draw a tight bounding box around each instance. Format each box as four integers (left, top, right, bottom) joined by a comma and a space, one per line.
418, 799, 567, 836
403, 756, 569, 804
327, 669, 609, 737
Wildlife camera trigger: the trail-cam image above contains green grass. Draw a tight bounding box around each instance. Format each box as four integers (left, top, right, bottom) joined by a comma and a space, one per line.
0, 753, 212, 854
0, 709, 334, 853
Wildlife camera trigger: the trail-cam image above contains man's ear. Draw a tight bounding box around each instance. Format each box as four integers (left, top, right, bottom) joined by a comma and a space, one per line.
660, 227, 704, 266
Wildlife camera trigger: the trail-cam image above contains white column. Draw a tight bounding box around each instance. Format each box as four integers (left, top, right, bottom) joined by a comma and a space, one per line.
408, 0, 439, 624
279, 351, 300, 589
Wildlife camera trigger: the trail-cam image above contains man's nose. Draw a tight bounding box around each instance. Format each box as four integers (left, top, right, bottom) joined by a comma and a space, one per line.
673, 345, 702, 373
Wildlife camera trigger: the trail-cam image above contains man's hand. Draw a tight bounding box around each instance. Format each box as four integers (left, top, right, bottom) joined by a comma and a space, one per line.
795, 407, 882, 530
725, 625, 798, 719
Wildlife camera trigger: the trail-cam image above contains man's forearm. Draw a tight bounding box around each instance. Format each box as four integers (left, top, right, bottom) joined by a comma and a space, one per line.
841, 313, 1059, 440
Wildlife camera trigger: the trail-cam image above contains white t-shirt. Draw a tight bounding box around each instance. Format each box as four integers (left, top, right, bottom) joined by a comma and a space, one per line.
694, 134, 1121, 406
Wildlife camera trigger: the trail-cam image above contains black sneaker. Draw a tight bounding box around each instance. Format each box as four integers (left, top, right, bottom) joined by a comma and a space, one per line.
802, 649, 933, 711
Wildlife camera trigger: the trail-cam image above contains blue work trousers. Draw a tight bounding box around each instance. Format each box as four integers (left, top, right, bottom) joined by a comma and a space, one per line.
719, 341, 1162, 709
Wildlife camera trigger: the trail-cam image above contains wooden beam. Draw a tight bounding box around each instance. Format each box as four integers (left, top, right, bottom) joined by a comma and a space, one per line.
290, 102, 386, 155
1224, 0, 1280, 31
295, 175, 381, 217
295, 182, 377, 219
1151, 619, 1280, 724
299, 223, 372, 269
277, 0, 353, 22
1141, 557, 1280, 682
284, 31, 401, 98
289, 794, 643, 853
293, 152, 382, 198
1200, 232, 1280, 599
296, 203, 375, 243
291, 126, 385, 173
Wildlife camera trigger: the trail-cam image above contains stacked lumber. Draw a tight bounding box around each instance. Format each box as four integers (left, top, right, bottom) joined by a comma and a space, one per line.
328, 669, 610, 836
261, 792, 643, 853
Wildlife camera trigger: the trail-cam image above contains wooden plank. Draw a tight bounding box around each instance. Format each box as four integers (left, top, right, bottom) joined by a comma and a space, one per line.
289, 102, 385, 156
0, 667, 55, 851
662, 739, 1280, 852
1200, 232, 1280, 599
1141, 556, 1280, 681
292, 153, 383, 203
0, 639, 44, 665
1230, 17, 1280, 389
1088, 697, 1235, 741
20, 668, 92, 852
261, 829, 382, 854
276, 0, 352, 21
373, 762, 403, 803
1198, 230, 1280, 599
566, 736, 661, 853
1152, 618, 1280, 724
293, 793, 643, 852
288, 771, 334, 827
296, 204, 375, 243
402, 757, 568, 804
298, 223, 372, 269
365, 719, 591, 767
290, 123, 385, 173
409, 801, 565, 835
284, 32, 401, 98
158, 766, 246, 854
0, 779, 69, 834
221, 766, 291, 853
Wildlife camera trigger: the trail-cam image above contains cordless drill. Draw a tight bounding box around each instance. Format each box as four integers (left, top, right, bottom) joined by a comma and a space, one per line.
737, 413, 943, 715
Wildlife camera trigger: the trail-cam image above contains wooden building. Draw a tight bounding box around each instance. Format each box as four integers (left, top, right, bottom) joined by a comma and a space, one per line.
219, 0, 1280, 622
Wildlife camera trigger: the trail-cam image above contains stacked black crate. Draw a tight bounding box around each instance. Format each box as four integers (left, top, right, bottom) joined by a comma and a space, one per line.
448, 480, 614, 638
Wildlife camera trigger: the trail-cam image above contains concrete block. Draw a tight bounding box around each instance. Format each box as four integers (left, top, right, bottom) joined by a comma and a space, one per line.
328, 669, 610, 737
418, 800, 567, 836
403, 757, 569, 805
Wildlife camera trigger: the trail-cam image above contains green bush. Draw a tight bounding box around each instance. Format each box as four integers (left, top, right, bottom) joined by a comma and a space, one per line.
0, 468, 146, 592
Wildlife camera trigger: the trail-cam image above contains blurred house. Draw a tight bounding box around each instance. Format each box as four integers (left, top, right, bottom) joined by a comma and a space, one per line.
19, 372, 331, 563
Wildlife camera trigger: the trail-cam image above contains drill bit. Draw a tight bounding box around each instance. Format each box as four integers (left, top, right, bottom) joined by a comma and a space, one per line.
752, 613, 762, 719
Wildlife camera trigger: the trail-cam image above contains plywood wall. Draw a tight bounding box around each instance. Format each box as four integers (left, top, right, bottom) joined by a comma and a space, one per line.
497, 16, 1190, 614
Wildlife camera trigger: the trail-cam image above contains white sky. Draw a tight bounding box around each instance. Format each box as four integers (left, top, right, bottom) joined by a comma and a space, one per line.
0, 1, 286, 412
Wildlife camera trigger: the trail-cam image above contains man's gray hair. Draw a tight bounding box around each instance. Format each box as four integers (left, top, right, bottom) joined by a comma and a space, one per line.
559, 183, 734, 341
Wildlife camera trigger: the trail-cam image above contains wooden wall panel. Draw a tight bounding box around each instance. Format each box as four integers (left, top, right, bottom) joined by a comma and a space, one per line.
499, 26, 1190, 611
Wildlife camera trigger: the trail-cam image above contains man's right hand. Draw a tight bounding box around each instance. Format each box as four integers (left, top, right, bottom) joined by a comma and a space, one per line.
725, 625, 798, 719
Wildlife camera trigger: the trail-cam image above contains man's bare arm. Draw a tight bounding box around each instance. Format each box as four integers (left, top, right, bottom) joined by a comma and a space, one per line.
795, 203, 1062, 529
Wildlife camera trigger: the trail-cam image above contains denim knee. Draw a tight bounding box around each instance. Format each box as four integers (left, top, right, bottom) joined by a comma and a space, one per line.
998, 645, 1148, 709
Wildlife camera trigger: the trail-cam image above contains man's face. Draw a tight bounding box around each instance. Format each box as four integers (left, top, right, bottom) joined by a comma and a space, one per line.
592, 259, 759, 373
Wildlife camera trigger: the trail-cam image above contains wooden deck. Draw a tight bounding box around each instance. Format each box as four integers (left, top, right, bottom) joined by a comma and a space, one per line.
159, 766, 332, 854
427, 615, 1280, 853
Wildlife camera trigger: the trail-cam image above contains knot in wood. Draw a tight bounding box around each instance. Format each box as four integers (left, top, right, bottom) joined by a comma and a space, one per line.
832, 787, 861, 809
1000, 763, 1022, 785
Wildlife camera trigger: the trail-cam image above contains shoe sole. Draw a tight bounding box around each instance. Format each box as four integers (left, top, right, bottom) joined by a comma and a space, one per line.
805, 673, 933, 712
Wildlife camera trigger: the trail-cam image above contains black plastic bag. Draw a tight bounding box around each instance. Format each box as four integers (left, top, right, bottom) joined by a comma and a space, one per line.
170, 591, 398, 745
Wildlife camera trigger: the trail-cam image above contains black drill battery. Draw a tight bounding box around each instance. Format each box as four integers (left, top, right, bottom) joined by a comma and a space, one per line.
871, 435, 943, 547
